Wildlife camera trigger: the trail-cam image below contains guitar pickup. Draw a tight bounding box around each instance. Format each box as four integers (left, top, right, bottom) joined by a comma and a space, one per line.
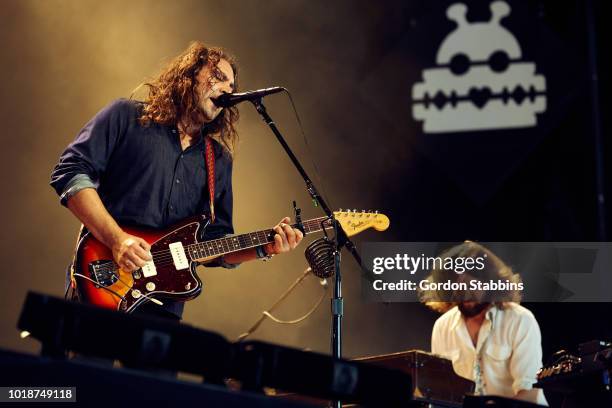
169, 242, 189, 270
141, 260, 157, 278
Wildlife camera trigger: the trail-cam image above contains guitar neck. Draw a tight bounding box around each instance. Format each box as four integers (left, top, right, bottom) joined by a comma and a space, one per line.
189, 216, 332, 261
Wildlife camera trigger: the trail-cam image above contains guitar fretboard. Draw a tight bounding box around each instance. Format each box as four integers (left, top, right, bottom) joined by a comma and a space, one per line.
186, 217, 332, 261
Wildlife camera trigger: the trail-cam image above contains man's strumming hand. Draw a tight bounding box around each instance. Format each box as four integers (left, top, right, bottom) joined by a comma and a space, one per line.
112, 232, 152, 272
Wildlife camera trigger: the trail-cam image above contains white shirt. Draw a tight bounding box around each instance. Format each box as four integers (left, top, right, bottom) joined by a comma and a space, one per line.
431, 303, 548, 406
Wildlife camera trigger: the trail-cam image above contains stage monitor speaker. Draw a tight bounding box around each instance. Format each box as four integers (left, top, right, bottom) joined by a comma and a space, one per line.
18, 291, 232, 381
232, 340, 413, 407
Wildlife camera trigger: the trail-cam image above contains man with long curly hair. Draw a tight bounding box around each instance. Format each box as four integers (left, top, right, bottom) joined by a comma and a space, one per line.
50, 41, 303, 320
419, 242, 547, 405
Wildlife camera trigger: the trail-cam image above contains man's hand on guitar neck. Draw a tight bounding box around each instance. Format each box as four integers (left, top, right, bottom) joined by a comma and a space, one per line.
264, 216, 304, 256
222, 216, 304, 265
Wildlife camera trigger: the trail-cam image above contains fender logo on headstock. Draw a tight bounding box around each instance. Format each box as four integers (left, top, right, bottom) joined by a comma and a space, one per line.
334, 210, 390, 237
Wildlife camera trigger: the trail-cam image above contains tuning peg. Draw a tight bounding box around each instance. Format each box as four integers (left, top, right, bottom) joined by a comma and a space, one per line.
339, 208, 343, 212
375, 210, 379, 214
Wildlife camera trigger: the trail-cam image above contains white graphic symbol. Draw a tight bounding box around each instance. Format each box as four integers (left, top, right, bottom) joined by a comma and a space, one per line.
412, 1, 547, 133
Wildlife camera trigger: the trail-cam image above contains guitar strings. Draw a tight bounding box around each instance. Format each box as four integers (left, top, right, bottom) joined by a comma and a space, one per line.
136, 217, 329, 258
89, 217, 338, 274
93, 218, 338, 274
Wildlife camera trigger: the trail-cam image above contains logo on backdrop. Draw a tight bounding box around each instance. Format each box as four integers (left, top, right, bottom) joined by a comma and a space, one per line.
412, 1, 547, 133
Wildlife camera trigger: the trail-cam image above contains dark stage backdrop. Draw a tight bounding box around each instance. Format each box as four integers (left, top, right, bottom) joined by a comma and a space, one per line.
0, 0, 609, 362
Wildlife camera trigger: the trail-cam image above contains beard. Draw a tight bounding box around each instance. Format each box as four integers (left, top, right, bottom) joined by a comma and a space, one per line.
458, 302, 490, 318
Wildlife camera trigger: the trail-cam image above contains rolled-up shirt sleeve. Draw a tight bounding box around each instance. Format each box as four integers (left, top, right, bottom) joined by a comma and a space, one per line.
50, 99, 130, 205
509, 311, 543, 395
58, 173, 97, 206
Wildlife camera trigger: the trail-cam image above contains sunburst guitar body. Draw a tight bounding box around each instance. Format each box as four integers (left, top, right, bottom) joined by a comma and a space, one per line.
74, 211, 390, 312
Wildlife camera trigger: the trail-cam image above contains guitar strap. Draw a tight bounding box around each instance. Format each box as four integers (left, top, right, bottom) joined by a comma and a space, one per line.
204, 136, 216, 223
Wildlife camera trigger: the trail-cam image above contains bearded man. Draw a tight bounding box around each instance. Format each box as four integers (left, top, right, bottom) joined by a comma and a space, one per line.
51, 41, 303, 320
420, 242, 547, 405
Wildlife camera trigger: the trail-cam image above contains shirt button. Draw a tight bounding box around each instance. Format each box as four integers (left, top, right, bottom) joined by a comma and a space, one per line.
180, 154, 184, 159
176, 179, 180, 184
169, 205, 174, 211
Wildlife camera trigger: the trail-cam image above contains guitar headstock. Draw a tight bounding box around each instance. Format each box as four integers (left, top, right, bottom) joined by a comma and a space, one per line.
333, 210, 390, 237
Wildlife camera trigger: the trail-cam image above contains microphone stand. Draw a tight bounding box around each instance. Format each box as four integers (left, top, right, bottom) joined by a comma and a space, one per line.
251, 99, 361, 408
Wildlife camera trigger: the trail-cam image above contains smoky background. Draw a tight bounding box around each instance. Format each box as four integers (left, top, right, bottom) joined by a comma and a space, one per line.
1, 0, 610, 360
0, 0, 437, 358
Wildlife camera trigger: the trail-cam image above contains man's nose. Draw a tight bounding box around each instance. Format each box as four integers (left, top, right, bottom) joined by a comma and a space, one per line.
219, 82, 233, 94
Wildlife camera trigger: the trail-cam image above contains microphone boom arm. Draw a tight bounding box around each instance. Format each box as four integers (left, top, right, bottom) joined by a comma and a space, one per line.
250, 98, 361, 265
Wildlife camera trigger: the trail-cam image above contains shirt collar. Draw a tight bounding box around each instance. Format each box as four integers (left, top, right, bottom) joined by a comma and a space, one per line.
450, 304, 498, 331
170, 126, 207, 150
450, 306, 462, 331
486, 304, 498, 324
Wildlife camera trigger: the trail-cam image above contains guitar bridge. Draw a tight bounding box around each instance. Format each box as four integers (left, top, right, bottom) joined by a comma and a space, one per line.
89, 260, 119, 287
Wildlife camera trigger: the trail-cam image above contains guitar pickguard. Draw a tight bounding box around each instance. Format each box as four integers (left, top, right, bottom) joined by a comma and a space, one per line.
122, 222, 203, 312
77, 221, 206, 313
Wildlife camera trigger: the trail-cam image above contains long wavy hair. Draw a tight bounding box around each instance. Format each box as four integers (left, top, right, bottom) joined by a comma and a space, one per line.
419, 241, 523, 313
137, 41, 239, 154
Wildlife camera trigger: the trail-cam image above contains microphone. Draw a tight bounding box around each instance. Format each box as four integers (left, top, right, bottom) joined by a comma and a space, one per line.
304, 237, 336, 279
212, 86, 284, 108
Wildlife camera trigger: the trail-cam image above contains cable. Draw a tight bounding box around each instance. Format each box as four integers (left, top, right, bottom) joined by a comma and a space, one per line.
263, 279, 328, 324
73, 273, 126, 302
282, 89, 333, 209
236, 267, 328, 342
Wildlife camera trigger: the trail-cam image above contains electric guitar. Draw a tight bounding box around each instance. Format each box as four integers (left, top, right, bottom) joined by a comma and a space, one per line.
73, 211, 390, 313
